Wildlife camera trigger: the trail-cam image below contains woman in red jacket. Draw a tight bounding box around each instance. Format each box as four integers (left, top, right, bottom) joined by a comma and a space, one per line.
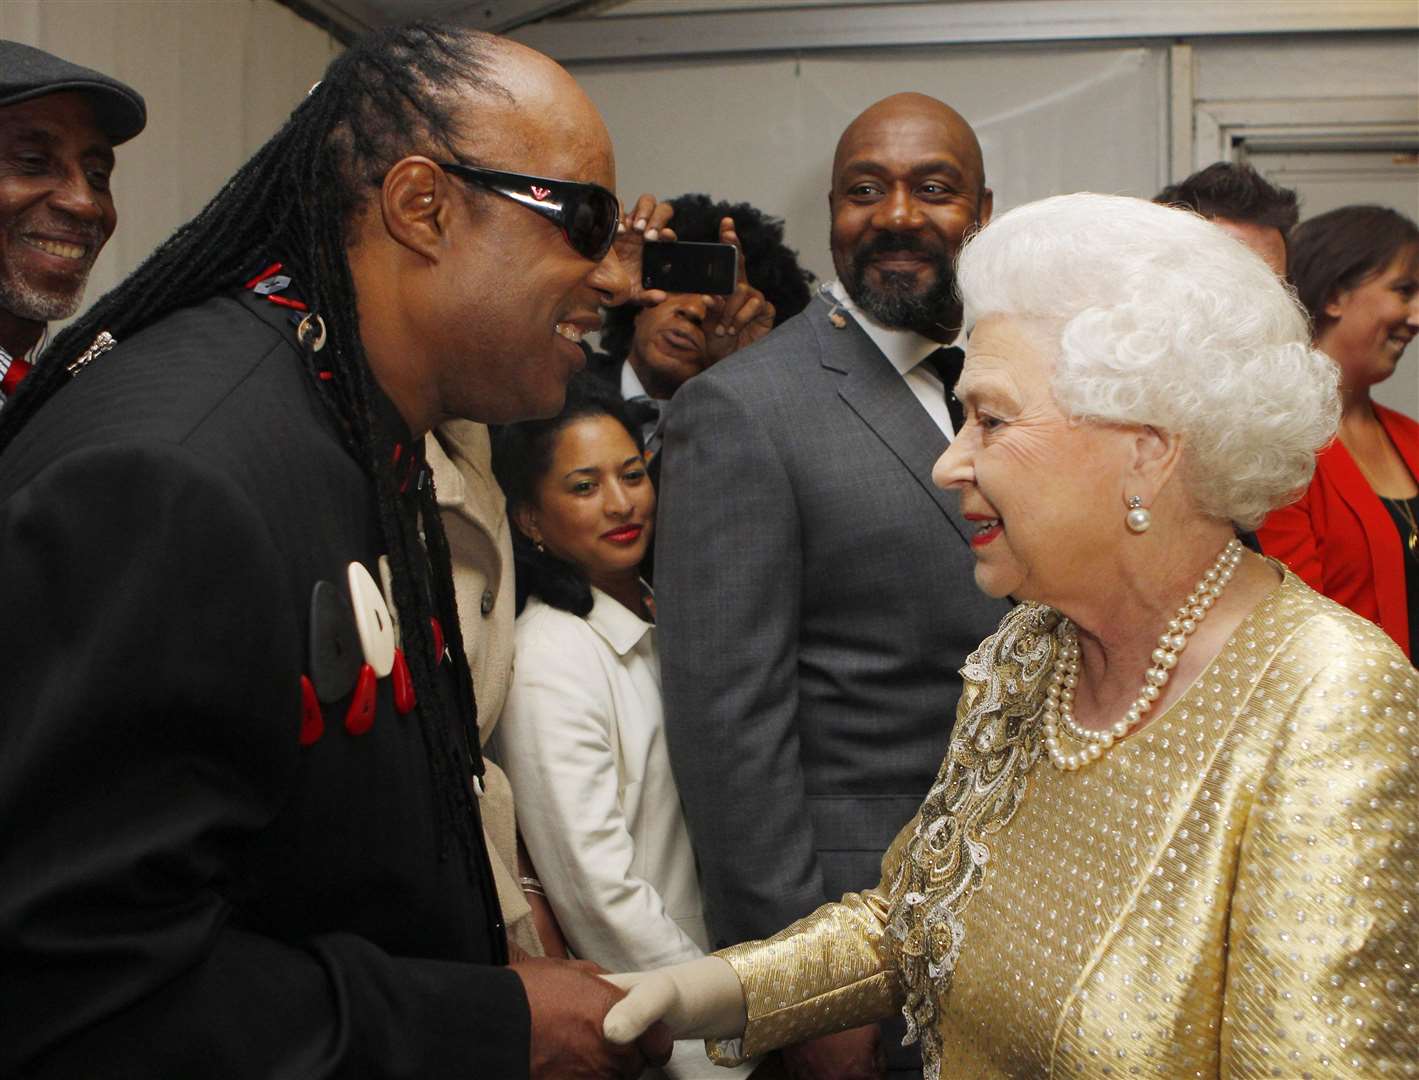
1259, 205, 1419, 659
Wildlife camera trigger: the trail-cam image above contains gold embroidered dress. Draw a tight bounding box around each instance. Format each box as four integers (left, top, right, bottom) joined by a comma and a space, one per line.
710, 573, 1419, 1078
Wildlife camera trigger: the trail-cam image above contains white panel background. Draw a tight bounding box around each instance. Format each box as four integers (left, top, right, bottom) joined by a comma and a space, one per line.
573, 43, 1166, 284
572, 29, 1417, 411
1194, 36, 1419, 101
1193, 36, 1419, 414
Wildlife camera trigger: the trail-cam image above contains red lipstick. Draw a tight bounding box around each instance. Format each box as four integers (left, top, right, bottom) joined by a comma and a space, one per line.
602, 524, 644, 544
962, 512, 1003, 549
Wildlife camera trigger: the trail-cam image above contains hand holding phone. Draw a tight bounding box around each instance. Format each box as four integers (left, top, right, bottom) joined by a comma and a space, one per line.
613, 193, 677, 306
703, 217, 776, 364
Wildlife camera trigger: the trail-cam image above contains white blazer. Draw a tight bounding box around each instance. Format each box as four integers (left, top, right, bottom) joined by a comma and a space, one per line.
496, 589, 751, 1079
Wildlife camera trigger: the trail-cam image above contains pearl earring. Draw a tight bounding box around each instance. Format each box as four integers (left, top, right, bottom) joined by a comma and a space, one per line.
534, 539, 545, 553
1125, 496, 1152, 533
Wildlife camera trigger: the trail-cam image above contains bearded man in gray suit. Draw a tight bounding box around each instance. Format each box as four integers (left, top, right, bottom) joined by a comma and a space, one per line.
655, 93, 1010, 1080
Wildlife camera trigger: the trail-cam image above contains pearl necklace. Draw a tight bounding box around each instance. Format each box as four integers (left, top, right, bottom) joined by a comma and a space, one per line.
1043, 538, 1244, 772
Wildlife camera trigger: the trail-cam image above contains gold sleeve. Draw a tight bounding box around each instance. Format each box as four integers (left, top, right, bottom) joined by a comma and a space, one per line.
1221, 642, 1419, 1077
704, 816, 915, 1064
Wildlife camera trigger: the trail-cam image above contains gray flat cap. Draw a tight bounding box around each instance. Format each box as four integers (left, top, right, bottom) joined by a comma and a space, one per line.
0, 40, 146, 145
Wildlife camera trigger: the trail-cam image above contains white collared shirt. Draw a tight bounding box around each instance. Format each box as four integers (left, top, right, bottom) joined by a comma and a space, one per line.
620, 358, 650, 402
827, 279, 964, 439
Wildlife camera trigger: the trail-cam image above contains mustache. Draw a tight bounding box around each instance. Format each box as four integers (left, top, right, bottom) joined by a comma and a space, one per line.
16, 213, 106, 251
850, 233, 952, 283
855, 232, 936, 258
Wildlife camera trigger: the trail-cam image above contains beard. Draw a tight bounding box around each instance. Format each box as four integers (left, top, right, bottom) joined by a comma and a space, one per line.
842, 233, 960, 336
0, 212, 105, 325
0, 267, 85, 324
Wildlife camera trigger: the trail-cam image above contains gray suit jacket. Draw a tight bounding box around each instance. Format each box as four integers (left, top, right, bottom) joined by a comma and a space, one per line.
656, 296, 1010, 950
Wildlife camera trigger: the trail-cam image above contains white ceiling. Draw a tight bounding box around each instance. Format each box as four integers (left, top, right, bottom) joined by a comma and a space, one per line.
279, 0, 601, 39
283, 0, 1419, 56
281, 0, 920, 39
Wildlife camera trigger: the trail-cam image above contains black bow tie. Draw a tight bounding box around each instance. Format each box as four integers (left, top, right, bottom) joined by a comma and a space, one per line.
922, 345, 966, 435
624, 394, 662, 427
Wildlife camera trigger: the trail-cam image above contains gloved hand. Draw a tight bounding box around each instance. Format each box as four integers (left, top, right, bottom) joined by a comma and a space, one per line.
602, 956, 748, 1045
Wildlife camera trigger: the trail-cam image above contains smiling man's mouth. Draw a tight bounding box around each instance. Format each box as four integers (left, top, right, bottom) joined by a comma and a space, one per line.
24, 237, 90, 261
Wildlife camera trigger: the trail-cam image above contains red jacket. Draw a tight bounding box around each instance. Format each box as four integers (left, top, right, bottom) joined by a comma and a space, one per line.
1257, 403, 1419, 659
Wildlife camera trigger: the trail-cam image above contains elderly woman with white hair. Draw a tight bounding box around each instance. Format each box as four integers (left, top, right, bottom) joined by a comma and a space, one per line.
597, 193, 1419, 1079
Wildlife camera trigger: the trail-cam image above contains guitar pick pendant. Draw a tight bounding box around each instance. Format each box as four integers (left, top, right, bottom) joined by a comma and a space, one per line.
430, 616, 446, 665
347, 561, 395, 678
299, 675, 324, 746
392, 647, 416, 715
344, 664, 377, 735
308, 580, 361, 703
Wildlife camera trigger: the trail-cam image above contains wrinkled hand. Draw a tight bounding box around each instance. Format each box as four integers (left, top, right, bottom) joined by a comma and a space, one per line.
780, 1024, 886, 1080
603, 956, 747, 1045
703, 216, 775, 366
514, 957, 673, 1079
612, 193, 678, 308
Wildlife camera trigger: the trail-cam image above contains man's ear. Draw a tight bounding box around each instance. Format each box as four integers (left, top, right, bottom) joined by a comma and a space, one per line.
1126, 424, 1184, 505
379, 156, 447, 261
977, 186, 994, 227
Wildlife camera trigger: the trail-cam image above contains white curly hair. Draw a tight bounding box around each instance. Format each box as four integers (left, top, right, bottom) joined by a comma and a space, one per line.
956, 192, 1339, 529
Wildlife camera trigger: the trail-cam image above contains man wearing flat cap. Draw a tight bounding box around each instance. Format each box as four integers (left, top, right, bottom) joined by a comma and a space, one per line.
0, 41, 146, 409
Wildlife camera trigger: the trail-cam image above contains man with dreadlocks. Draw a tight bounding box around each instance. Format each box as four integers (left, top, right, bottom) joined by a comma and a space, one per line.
0, 23, 671, 1080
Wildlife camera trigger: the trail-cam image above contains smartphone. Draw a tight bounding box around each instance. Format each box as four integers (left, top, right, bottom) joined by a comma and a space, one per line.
642, 240, 738, 296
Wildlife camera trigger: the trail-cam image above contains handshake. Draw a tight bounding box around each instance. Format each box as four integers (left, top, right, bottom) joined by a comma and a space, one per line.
516, 955, 744, 1079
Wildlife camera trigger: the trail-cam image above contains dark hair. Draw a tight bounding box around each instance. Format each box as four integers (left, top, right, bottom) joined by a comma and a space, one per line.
0, 23, 508, 880
491, 372, 645, 617
1154, 162, 1299, 234
600, 193, 815, 364
1289, 204, 1419, 333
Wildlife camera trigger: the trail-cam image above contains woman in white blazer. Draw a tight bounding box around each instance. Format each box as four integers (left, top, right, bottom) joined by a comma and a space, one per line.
492, 375, 754, 1080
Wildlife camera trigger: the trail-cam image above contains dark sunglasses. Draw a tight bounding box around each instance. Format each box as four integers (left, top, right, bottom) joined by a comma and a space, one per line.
437, 162, 621, 262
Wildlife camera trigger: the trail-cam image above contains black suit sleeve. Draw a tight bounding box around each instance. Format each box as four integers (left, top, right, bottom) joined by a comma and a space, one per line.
0, 441, 528, 1079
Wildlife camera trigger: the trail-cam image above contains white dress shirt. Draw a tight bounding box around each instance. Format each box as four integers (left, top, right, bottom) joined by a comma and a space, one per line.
496, 588, 752, 1080
620, 358, 651, 403
827, 278, 964, 439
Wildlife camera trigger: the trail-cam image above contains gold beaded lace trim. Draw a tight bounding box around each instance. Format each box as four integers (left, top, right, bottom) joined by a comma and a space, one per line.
883, 602, 1059, 1080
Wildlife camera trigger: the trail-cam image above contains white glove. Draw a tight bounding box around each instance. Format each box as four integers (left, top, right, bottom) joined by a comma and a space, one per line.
602, 956, 747, 1045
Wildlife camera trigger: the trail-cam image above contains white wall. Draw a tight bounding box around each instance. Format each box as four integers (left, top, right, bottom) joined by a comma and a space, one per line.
1193, 36, 1418, 101
1192, 36, 1419, 414
0, 0, 340, 318
570, 28, 1417, 412
575, 43, 1166, 284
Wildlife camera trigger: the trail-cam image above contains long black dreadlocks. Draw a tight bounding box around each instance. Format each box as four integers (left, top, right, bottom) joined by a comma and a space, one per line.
0, 22, 507, 885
